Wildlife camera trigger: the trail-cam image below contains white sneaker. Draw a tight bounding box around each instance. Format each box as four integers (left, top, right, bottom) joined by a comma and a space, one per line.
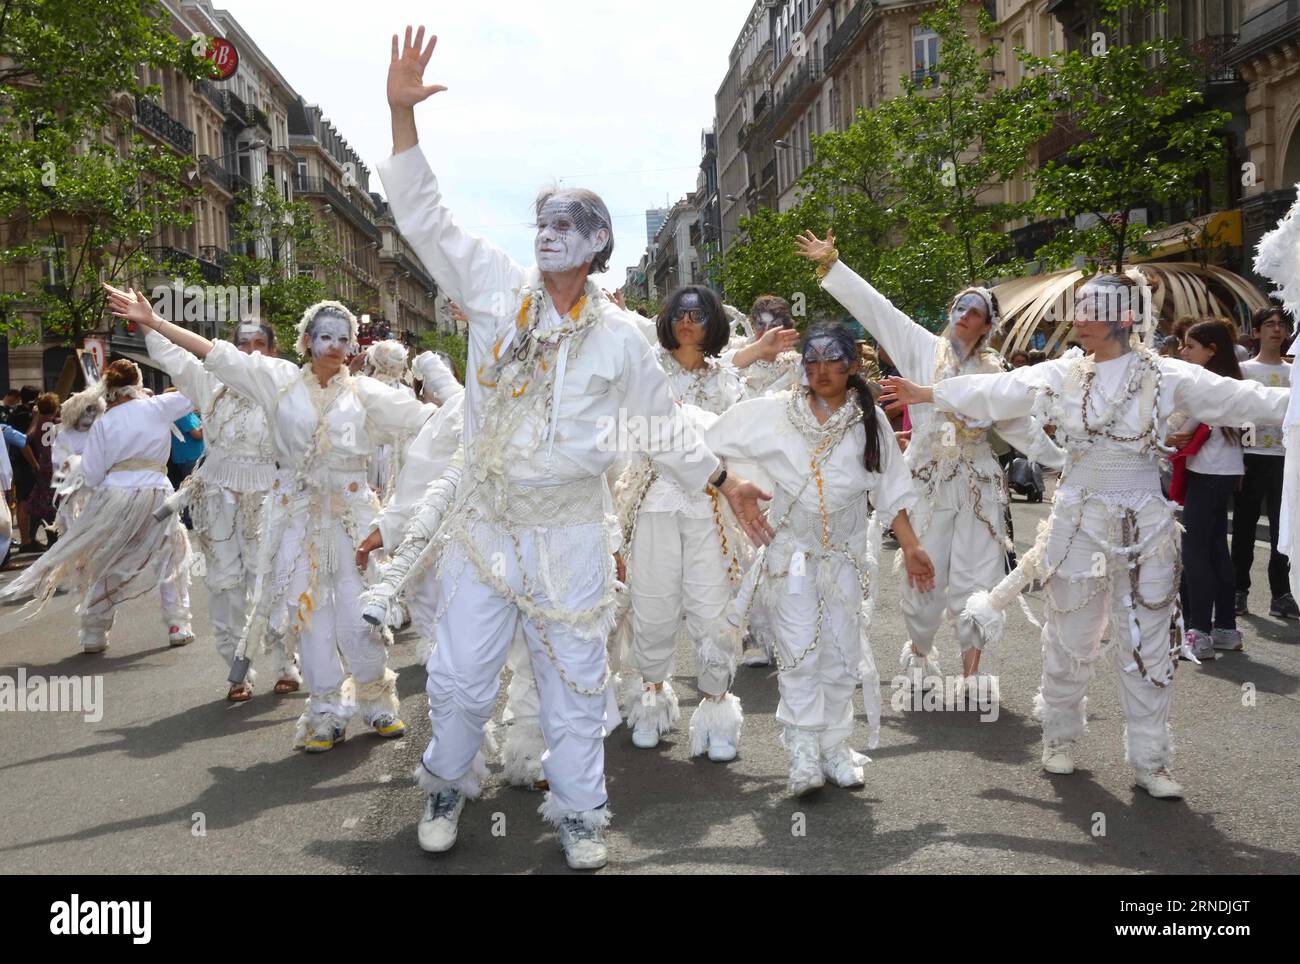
821, 742, 867, 788
559, 816, 608, 870
1211, 628, 1243, 652
1182, 629, 1216, 662
1041, 740, 1075, 774
417, 789, 464, 853
167, 624, 194, 647
628, 683, 677, 749
741, 646, 771, 667
707, 737, 737, 762
1135, 767, 1183, 799
899, 641, 940, 693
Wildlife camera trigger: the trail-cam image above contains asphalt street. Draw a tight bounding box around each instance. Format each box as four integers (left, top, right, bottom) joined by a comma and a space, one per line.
1, 494, 1297, 875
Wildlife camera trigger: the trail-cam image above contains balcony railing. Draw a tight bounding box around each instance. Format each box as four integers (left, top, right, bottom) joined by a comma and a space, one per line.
825, 3, 868, 71
1186, 34, 1241, 83
1037, 112, 1090, 163
199, 155, 233, 192
294, 174, 381, 241
134, 97, 194, 154
769, 57, 823, 131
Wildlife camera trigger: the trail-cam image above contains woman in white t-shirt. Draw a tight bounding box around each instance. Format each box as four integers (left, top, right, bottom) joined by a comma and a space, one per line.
1173, 321, 1247, 659
0, 360, 194, 652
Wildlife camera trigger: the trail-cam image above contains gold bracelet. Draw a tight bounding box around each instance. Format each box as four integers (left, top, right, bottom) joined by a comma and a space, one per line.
813, 247, 840, 280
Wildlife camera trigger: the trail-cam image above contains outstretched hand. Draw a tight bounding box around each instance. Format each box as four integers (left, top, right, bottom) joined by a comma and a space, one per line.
795, 229, 835, 263
721, 476, 774, 547
102, 283, 159, 330
754, 324, 799, 360
877, 375, 932, 416
388, 25, 447, 110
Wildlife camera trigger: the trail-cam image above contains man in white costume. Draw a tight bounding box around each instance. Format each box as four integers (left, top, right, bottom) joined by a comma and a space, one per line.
378, 25, 772, 870
145, 319, 300, 701
881, 274, 1293, 798
797, 231, 1061, 688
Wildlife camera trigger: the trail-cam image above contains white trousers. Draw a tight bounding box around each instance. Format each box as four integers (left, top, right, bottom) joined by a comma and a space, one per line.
421, 520, 612, 814
1036, 495, 1178, 771
279, 517, 391, 722
629, 511, 734, 696
901, 500, 1005, 656
80, 559, 191, 647
198, 486, 297, 685
769, 560, 859, 751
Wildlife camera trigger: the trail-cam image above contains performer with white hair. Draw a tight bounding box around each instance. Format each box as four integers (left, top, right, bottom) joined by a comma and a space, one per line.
881, 273, 1292, 798
0, 359, 194, 652
141, 315, 300, 702
364, 339, 416, 502
797, 231, 1061, 690
104, 286, 434, 753
709, 324, 934, 795
378, 25, 771, 870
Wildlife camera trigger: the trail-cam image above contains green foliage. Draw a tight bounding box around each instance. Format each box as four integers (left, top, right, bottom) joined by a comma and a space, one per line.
418, 326, 468, 382
0, 0, 217, 345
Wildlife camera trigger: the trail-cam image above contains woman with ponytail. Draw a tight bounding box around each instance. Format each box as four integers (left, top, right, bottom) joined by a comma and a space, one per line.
705, 324, 935, 795
0, 359, 194, 652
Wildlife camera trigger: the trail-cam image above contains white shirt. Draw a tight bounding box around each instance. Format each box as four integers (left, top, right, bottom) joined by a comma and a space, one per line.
1239, 359, 1292, 455
147, 330, 277, 491
203, 341, 433, 475
376, 145, 718, 495
1186, 424, 1244, 476
82, 393, 194, 490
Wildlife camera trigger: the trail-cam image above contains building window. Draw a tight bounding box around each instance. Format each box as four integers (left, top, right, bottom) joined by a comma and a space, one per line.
913, 26, 939, 81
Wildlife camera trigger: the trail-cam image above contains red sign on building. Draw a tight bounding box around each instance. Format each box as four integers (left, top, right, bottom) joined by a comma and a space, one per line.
207, 37, 239, 80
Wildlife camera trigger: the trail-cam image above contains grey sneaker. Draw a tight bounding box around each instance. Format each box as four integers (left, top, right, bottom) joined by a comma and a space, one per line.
558, 816, 608, 870
1234, 591, 1250, 616
417, 788, 464, 853
370, 712, 406, 738
1270, 593, 1300, 620
1211, 628, 1244, 652
1182, 629, 1215, 662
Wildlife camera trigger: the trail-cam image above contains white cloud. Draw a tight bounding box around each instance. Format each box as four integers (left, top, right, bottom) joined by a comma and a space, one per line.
217, 0, 753, 287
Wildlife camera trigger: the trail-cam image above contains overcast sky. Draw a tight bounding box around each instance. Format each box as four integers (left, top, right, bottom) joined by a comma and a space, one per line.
219, 0, 754, 287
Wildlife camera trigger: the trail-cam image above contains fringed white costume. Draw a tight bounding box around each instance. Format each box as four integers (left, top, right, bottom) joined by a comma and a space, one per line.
364, 340, 415, 502
937, 348, 1290, 780
1, 388, 193, 652
708, 390, 913, 791
620, 347, 745, 757
145, 330, 299, 691
377, 143, 721, 837
198, 337, 432, 747
820, 261, 1060, 676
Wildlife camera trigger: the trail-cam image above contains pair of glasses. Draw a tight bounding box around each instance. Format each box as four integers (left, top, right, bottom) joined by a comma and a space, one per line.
673, 308, 708, 325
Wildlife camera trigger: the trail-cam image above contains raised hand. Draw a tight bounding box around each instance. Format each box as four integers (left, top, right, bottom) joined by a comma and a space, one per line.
755, 324, 799, 360
388, 25, 447, 110
795, 229, 835, 263
102, 283, 159, 330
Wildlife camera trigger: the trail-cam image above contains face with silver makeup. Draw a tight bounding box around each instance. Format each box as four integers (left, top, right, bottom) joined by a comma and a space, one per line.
234, 320, 276, 357
304, 311, 353, 361
1072, 276, 1138, 356
534, 191, 611, 275
948, 290, 994, 356
802, 329, 859, 402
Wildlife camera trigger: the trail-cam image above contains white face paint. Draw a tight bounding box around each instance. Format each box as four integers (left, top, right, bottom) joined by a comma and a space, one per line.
307, 314, 351, 359
534, 194, 608, 274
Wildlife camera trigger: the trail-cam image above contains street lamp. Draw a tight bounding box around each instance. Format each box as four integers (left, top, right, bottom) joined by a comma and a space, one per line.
774, 138, 814, 161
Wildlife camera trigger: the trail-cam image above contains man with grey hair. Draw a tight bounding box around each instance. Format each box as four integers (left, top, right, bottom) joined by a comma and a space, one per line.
379, 24, 772, 870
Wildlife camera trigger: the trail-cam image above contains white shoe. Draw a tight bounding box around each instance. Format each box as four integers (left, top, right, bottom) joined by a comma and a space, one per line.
1135, 767, 1183, 799
80, 639, 109, 654
741, 646, 771, 667
558, 816, 608, 869
167, 623, 194, 647
899, 640, 940, 692
821, 742, 867, 788
1211, 628, 1244, 652
627, 682, 677, 749
784, 727, 825, 797
707, 737, 737, 762
417, 789, 465, 853
1182, 629, 1216, 662
1042, 740, 1075, 774
689, 693, 743, 762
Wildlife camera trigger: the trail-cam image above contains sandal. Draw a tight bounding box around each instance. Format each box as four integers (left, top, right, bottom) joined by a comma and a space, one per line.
273, 678, 300, 695
227, 682, 253, 702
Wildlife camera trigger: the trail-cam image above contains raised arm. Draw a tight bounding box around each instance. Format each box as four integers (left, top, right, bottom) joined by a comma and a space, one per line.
104, 285, 213, 359
796, 231, 935, 379
144, 328, 218, 408
378, 26, 524, 321
356, 375, 436, 444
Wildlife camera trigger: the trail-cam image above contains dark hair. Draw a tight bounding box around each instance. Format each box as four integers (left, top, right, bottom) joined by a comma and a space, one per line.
749, 294, 792, 327
1027, 349, 1047, 365
802, 324, 883, 473
656, 285, 730, 356
20, 385, 38, 405
1252, 304, 1293, 335
1009, 349, 1029, 365
1186, 320, 1243, 444
233, 319, 277, 350
533, 187, 614, 274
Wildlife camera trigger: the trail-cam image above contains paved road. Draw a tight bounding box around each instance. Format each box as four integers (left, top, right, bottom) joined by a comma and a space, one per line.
1, 496, 1297, 875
